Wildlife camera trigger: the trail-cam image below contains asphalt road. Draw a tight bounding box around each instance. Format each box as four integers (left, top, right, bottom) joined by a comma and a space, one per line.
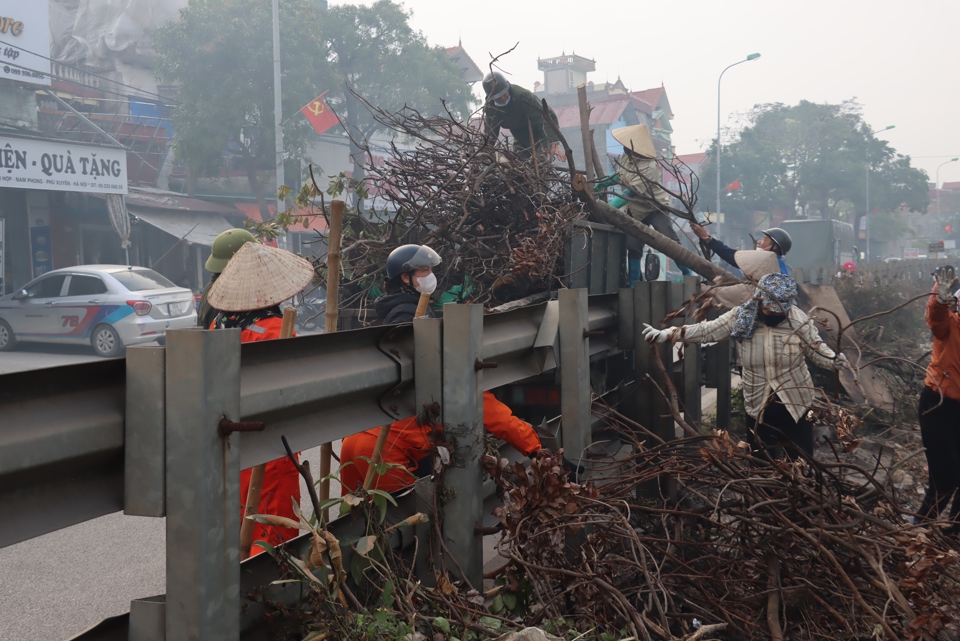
0, 445, 336, 641
0, 512, 167, 641
1, 335, 347, 640
0, 342, 116, 375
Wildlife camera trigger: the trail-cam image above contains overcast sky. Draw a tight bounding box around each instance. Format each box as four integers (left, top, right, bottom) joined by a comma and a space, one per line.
333, 0, 959, 186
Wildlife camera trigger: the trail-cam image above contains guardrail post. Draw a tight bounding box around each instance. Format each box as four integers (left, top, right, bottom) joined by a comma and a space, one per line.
715, 339, 733, 431
648, 281, 673, 442
125, 345, 166, 518
440, 304, 484, 589
164, 328, 241, 641
414, 316, 443, 583
631, 281, 653, 430
681, 276, 701, 426
559, 288, 590, 464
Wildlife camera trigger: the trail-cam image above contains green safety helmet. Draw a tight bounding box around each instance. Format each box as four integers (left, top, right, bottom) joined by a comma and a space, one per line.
205, 228, 256, 273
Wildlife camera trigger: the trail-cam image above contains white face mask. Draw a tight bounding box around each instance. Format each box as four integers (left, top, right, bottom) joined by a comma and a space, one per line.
414, 272, 437, 295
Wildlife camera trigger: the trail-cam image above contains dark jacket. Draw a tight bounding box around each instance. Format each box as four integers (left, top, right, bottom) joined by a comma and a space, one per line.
375, 291, 434, 325
482, 84, 560, 153
197, 274, 219, 329
706, 237, 740, 269
706, 238, 790, 276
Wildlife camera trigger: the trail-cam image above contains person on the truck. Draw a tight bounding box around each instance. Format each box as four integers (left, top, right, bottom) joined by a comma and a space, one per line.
642, 272, 849, 460
207, 242, 316, 555
598, 124, 692, 283
916, 266, 960, 532
690, 223, 792, 276
482, 71, 566, 162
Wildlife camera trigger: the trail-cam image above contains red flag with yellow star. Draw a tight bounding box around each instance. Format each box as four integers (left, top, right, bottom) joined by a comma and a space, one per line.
300, 92, 339, 135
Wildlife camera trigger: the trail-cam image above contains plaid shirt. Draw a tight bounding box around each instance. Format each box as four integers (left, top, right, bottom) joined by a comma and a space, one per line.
671, 306, 837, 422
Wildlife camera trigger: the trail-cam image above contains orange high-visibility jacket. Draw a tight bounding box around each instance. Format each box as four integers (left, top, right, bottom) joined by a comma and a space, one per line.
212, 315, 301, 555
340, 392, 541, 494
925, 292, 960, 403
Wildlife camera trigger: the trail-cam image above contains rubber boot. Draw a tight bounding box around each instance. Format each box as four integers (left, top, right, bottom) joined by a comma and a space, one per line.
629, 258, 642, 287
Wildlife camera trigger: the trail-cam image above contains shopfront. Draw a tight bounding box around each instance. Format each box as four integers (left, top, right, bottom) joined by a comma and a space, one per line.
0, 131, 127, 294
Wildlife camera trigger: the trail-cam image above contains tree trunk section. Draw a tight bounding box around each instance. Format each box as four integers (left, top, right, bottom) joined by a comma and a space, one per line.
344, 92, 367, 211
571, 173, 740, 285
244, 152, 271, 221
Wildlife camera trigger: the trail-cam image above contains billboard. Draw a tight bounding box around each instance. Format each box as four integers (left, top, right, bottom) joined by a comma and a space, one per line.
0, 136, 127, 194
0, 2, 51, 86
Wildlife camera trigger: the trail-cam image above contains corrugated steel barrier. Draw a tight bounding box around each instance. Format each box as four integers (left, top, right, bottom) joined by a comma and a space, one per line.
2, 282, 722, 641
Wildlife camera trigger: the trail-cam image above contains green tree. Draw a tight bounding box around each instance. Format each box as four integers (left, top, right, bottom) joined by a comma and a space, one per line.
320, 0, 477, 198
154, 0, 475, 217
153, 0, 328, 218
700, 100, 929, 239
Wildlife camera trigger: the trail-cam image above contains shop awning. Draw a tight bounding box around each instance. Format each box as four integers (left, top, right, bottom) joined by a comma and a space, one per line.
236, 203, 326, 233
132, 210, 233, 246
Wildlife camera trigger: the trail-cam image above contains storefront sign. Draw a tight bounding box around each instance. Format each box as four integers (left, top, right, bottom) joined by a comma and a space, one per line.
0, 136, 127, 194
0, 1, 50, 86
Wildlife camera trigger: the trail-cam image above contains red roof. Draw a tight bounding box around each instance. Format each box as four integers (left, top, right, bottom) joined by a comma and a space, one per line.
942, 181, 960, 191
236, 203, 326, 234
631, 87, 672, 118
554, 100, 629, 129
554, 90, 664, 129
674, 152, 708, 167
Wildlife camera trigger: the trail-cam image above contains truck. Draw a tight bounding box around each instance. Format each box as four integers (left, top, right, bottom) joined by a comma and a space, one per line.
779, 219, 856, 271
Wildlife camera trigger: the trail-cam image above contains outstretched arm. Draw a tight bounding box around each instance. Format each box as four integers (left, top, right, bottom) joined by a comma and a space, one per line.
482, 392, 541, 456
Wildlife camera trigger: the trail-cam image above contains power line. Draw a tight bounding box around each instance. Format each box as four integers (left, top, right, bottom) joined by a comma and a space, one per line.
0, 37, 177, 104
2, 57, 178, 108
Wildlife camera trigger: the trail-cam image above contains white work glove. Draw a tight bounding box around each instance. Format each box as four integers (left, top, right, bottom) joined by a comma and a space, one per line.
935, 267, 957, 305
835, 353, 851, 370
642, 323, 672, 344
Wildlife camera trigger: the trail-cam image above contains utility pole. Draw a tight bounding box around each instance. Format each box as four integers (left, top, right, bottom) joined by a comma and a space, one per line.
272, 0, 286, 247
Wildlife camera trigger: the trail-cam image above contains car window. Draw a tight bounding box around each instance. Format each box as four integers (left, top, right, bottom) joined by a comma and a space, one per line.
67, 275, 109, 296
24, 275, 67, 299
110, 269, 176, 292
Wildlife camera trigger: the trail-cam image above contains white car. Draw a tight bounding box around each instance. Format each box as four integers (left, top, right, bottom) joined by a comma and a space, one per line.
0, 265, 197, 357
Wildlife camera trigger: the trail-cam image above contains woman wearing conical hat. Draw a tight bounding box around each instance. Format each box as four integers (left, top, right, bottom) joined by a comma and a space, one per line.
207, 241, 315, 340
606, 124, 693, 283
207, 242, 315, 553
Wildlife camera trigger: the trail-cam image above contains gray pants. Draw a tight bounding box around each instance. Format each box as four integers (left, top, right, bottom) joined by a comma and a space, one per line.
625, 210, 679, 259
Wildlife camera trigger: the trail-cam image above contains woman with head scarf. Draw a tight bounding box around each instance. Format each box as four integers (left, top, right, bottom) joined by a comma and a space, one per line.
642, 273, 849, 459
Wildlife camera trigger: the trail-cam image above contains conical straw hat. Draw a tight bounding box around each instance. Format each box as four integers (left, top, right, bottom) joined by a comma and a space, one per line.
734, 250, 779, 282
207, 242, 315, 312
611, 124, 657, 158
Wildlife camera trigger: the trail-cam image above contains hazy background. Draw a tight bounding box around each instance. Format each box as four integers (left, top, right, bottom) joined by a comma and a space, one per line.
332, 0, 959, 184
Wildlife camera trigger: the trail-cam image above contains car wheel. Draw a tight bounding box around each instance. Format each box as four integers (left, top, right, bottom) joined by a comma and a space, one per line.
91, 324, 124, 358
155, 336, 166, 347
0, 319, 17, 351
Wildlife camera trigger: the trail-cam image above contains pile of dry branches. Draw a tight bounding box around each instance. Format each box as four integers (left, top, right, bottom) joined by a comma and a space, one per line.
482, 429, 960, 641
323, 98, 589, 311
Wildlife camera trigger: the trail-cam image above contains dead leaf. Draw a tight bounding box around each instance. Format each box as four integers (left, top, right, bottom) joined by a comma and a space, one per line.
355, 535, 378, 557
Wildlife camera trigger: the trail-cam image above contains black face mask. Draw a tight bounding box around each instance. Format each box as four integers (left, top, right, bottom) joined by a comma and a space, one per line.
759, 310, 787, 327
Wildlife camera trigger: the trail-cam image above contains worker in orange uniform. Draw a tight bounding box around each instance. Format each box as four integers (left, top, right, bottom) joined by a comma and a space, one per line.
340, 393, 543, 493
341, 244, 544, 494
207, 241, 316, 553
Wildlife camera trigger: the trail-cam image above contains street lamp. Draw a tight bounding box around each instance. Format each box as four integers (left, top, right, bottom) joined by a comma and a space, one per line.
716, 53, 760, 239
865, 125, 895, 262
936, 157, 959, 239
